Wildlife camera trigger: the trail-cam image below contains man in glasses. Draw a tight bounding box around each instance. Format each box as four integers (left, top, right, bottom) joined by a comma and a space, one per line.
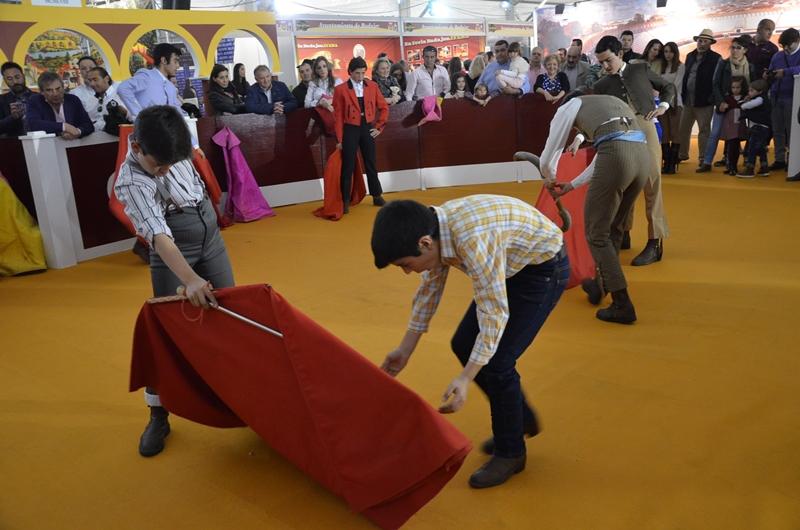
70, 56, 101, 129
677, 29, 721, 166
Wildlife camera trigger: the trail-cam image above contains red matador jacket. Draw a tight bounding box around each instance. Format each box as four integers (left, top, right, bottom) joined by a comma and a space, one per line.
534, 147, 596, 289
130, 284, 471, 529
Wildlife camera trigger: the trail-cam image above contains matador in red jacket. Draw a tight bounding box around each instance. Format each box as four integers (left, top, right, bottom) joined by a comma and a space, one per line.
334, 56, 389, 212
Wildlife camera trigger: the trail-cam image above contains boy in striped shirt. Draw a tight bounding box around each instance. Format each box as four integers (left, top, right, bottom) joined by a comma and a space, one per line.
115, 105, 235, 457
372, 195, 569, 488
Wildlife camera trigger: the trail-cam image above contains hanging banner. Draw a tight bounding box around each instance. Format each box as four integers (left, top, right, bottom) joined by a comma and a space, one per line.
402, 20, 485, 36
402, 36, 485, 67
487, 23, 535, 37
295, 37, 402, 77
294, 19, 400, 36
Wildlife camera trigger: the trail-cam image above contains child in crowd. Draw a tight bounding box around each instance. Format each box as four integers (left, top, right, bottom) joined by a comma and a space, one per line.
445, 73, 472, 99
737, 79, 772, 178
720, 76, 749, 176
494, 41, 529, 92
472, 83, 492, 107
495, 68, 527, 91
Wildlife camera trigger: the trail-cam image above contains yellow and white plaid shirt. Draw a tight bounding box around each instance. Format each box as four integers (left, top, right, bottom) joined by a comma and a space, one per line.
409, 195, 564, 366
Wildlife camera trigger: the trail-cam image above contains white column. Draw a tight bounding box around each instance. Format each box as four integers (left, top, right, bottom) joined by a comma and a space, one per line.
19, 133, 78, 269
788, 74, 800, 179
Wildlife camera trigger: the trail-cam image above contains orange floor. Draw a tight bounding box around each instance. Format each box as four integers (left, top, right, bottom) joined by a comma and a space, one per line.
1, 142, 799, 529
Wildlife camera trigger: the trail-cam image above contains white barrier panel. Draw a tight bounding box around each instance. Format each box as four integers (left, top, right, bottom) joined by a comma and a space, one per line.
788, 74, 800, 179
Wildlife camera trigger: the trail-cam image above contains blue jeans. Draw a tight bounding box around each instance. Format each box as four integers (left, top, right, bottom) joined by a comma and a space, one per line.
702, 110, 725, 165
450, 250, 570, 458
745, 125, 772, 167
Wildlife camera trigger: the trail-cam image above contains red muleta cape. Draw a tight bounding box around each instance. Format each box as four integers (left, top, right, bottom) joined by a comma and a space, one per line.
534, 147, 596, 289
130, 284, 471, 529
313, 149, 366, 221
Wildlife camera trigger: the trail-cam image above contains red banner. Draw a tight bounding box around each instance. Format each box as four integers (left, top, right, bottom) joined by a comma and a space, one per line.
296, 37, 402, 78
402, 36, 485, 68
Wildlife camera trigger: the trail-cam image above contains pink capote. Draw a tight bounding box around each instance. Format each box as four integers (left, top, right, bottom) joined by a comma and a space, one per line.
212, 126, 275, 222
417, 95, 443, 126
130, 284, 471, 529
534, 147, 596, 289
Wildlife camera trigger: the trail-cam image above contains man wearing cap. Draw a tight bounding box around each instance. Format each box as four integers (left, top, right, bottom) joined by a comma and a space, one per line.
677, 29, 721, 165
292, 59, 314, 107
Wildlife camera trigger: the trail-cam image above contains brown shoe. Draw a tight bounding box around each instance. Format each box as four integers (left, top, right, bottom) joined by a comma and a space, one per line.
372, 195, 386, 207
469, 455, 526, 489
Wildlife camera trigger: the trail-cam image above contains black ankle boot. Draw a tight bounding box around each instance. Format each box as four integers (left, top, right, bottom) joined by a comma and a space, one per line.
631, 239, 663, 266
581, 277, 605, 305
139, 406, 170, 457
596, 289, 637, 324
468, 454, 526, 488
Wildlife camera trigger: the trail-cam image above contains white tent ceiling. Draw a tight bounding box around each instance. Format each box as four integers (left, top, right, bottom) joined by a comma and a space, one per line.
188, 0, 592, 20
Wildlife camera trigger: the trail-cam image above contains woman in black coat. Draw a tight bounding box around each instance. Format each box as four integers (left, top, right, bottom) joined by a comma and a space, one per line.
208, 64, 247, 115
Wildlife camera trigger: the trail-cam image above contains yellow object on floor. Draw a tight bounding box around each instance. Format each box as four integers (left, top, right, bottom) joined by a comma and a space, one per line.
1, 142, 799, 529
0, 176, 46, 277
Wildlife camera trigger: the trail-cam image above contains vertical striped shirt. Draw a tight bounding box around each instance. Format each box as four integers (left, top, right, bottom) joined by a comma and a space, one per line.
114, 152, 205, 245
409, 195, 563, 366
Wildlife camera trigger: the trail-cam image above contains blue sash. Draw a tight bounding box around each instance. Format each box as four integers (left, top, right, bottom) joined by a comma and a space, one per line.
594, 129, 647, 148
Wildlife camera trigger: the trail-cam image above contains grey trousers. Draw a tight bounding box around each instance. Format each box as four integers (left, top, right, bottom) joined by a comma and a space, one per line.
150, 199, 234, 297
772, 98, 793, 164
585, 140, 649, 293
146, 199, 234, 402
623, 116, 669, 239
678, 104, 714, 161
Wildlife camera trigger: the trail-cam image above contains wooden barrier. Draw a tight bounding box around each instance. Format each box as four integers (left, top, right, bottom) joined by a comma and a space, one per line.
5, 93, 558, 268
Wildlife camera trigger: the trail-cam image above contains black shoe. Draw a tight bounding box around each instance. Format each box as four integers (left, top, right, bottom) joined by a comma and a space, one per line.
596, 301, 637, 324
468, 455, 526, 489
631, 239, 663, 266
695, 163, 712, 173
621, 230, 631, 250
139, 408, 170, 457
372, 195, 386, 207
132, 240, 150, 264
343, 204, 349, 214
480, 417, 540, 455
713, 159, 727, 168
581, 278, 605, 306
769, 161, 787, 171
757, 165, 770, 177
737, 166, 755, 179
787, 173, 800, 182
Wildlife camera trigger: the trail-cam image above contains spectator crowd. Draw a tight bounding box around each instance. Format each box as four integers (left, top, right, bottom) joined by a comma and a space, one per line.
1, 19, 798, 180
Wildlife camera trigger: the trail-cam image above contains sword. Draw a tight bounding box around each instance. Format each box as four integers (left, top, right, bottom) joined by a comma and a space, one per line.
147, 288, 285, 339
513, 151, 572, 232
